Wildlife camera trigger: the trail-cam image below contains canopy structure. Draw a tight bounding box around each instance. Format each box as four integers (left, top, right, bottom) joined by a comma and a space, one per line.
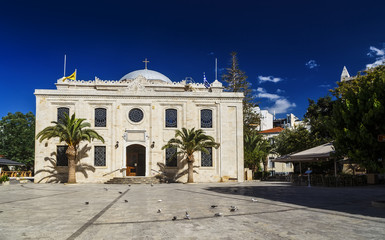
274, 142, 335, 163
273, 142, 337, 176
0, 158, 25, 166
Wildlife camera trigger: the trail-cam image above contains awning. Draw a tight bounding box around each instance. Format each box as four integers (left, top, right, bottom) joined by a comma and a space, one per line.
273, 142, 334, 163
0, 158, 25, 166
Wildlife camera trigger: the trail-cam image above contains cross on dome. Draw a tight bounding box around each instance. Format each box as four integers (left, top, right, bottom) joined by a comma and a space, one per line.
143, 58, 150, 69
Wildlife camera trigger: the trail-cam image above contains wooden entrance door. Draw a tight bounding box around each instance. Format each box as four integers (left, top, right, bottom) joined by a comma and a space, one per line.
126, 152, 138, 176
126, 144, 146, 176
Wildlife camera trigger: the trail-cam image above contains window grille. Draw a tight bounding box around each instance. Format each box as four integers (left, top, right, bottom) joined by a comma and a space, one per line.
201, 109, 212, 128
57, 107, 69, 123
129, 108, 144, 123
57, 146, 68, 166
201, 147, 213, 167
165, 109, 177, 128
95, 108, 107, 127
165, 148, 177, 167
94, 146, 106, 166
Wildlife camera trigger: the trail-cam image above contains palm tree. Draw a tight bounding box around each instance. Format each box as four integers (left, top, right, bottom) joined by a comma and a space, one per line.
36, 113, 104, 183
244, 132, 272, 177
162, 127, 219, 183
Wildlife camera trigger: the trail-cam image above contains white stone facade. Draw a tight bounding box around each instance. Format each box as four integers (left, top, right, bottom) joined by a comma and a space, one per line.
34, 70, 244, 183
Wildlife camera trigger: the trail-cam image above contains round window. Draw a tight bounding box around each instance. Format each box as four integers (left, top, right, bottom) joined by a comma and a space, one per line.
129, 108, 144, 123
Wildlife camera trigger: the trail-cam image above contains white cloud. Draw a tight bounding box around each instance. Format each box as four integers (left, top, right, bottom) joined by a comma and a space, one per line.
318, 84, 331, 88
258, 75, 282, 83
254, 87, 296, 114
258, 92, 281, 100
268, 99, 296, 114
366, 45, 385, 69
255, 87, 280, 100
305, 60, 319, 69
276, 88, 285, 93
367, 46, 384, 56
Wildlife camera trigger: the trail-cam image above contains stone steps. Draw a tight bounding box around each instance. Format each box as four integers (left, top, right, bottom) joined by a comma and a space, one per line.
105, 176, 160, 184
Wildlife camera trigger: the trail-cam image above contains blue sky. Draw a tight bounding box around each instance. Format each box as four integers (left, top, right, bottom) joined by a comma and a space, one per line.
1, 0, 385, 119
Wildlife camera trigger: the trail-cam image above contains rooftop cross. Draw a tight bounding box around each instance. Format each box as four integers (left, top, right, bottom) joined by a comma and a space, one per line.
143, 58, 150, 69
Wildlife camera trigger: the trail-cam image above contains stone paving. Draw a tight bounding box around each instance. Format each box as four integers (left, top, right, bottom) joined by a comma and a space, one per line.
0, 181, 385, 240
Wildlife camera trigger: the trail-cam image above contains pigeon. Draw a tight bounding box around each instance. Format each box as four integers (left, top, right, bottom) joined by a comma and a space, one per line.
118, 191, 123, 194
185, 211, 191, 220
158, 199, 162, 202
251, 198, 258, 202
230, 206, 238, 212
157, 209, 162, 213
104, 188, 108, 191
0, 211, 3, 213
214, 213, 223, 217
85, 202, 89, 205
151, 183, 154, 187
172, 216, 177, 221
211, 205, 218, 208
124, 200, 128, 203
128, 184, 131, 187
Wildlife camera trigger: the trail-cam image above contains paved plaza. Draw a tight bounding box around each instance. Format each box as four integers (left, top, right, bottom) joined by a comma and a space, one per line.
0, 181, 384, 240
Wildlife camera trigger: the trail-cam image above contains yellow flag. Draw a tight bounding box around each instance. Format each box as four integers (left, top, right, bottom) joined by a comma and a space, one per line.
63, 70, 76, 81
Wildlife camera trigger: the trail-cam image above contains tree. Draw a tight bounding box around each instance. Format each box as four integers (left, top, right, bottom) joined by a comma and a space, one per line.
274, 126, 319, 156
36, 113, 104, 183
0, 112, 35, 170
162, 128, 220, 183
331, 65, 385, 172
222, 52, 260, 134
244, 132, 271, 174
304, 95, 334, 143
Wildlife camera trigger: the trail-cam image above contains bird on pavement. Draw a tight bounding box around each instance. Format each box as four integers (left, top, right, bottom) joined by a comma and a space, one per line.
230, 206, 238, 212
185, 211, 191, 220
85, 202, 89, 205
172, 216, 177, 221
214, 213, 223, 217
211, 205, 218, 208
251, 198, 258, 202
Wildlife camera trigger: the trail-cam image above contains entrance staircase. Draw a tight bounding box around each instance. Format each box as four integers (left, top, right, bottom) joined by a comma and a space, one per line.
104, 176, 160, 184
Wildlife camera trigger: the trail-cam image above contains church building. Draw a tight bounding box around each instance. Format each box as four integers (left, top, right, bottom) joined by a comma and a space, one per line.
34, 63, 244, 183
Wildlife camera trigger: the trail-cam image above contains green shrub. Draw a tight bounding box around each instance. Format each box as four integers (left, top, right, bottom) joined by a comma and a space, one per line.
0, 175, 10, 183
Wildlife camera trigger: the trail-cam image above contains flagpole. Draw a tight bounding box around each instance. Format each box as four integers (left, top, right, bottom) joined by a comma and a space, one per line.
215, 58, 218, 80
63, 54, 66, 77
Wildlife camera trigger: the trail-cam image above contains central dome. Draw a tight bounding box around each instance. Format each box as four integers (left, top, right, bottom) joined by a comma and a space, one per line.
120, 69, 172, 83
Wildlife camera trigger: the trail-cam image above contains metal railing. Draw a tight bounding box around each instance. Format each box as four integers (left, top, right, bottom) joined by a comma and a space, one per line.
0, 171, 33, 177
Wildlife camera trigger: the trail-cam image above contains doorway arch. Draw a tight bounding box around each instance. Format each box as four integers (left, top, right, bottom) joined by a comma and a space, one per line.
126, 144, 146, 176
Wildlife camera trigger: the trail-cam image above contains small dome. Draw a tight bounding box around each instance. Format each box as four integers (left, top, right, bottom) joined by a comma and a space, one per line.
120, 69, 172, 83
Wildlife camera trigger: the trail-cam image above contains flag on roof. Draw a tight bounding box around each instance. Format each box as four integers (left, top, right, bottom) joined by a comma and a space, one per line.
63, 70, 76, 81
203, 72, 210, 88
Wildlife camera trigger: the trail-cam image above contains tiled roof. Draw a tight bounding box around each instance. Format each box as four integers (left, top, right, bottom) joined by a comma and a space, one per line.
259, 127, 284, 134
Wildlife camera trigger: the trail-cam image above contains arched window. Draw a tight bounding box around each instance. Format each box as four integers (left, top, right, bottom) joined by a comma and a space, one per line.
94, 146, 106, 166
165, 109, 177, 128
165, 147, 177, 167
95, 108, 107, 127
56, 145, 68, 166
201, 147, 213, 167
57, 107, 69, 123
200, 109, 212, 128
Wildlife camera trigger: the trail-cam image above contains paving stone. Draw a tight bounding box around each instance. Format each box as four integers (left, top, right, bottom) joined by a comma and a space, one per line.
0, 182, 384, 239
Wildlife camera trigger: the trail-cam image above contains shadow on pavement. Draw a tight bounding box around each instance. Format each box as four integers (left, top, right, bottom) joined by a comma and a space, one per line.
205, 183, 385, 219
